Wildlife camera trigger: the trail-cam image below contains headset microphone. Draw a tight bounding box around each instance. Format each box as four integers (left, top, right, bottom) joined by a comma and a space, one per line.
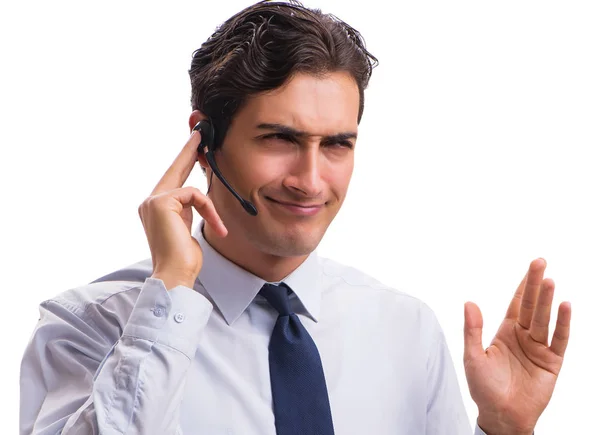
193, 120, 258, 216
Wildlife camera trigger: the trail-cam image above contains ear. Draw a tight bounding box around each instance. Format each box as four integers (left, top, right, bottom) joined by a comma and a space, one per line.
188, 110, 210, 170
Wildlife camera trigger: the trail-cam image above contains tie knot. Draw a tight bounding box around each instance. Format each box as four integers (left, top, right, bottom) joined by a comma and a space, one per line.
260, 283, 292, 316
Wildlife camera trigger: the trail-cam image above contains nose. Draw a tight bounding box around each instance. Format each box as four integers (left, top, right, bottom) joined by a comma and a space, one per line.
282, 146, 324, 198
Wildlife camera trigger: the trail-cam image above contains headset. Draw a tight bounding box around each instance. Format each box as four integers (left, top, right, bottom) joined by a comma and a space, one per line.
193, 119, 258, 216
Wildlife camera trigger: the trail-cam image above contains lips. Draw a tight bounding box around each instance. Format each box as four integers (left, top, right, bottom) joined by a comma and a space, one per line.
266, 197, 324, 216
267, 197, 323, 208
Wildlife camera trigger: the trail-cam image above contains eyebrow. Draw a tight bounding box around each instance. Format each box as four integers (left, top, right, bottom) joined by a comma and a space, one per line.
256, 123, 357, 143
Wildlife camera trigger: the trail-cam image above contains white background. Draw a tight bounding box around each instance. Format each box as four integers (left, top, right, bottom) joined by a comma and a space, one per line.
1, 1, 598, 433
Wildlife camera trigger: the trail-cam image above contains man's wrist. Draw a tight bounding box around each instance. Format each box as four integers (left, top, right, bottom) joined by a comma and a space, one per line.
151, 272, 196, 290
477, 413, 534, 435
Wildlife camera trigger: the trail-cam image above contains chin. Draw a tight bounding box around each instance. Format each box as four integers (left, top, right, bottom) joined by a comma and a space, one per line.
249, 226, 323, 258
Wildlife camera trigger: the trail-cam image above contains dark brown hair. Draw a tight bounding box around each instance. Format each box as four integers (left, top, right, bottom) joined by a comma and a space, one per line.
189, 0, 378, 149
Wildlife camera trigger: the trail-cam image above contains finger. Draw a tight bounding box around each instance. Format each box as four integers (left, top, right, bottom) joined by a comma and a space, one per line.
517, 258, 546, 329
550, 301, 572, 357
169, 187, 228, 237
463, 302, 485, 364
504, 271, 528, 320
529, 278, 555, 344
152, 130, 201, 195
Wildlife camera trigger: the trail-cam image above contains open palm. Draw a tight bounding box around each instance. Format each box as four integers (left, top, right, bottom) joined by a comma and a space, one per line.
463, 259, 571, 434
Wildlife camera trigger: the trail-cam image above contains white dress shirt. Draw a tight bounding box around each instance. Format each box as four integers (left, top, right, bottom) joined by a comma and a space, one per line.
20, 221, 490, 434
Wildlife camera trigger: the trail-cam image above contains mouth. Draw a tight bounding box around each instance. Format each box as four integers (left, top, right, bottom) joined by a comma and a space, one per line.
266, 197, 324, 216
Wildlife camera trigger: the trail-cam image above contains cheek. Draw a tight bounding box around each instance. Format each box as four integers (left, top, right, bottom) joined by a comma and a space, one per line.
234, 151, 288, 187
325, 158, 354, 197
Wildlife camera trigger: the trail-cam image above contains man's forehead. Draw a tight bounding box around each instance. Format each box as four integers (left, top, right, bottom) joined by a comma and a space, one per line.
240, 101, 359, 135
231, 72, 360, 135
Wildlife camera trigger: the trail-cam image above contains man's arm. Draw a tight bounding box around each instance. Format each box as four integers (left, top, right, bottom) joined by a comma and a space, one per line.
20, 278, 212, 435
21, 123, 226, 434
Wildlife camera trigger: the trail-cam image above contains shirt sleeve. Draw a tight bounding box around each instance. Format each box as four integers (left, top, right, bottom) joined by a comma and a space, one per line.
20, 278, 213, 435
424, 312, 474, 435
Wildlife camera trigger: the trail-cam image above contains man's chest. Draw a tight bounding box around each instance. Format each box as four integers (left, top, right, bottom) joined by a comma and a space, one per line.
178, 309, 429, 435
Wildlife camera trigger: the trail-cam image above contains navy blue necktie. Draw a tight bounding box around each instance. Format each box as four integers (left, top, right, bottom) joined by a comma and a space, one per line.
260, 283, 335, 435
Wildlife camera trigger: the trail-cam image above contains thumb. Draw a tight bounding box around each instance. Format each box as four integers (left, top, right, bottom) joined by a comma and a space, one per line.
463, 301, 485, 365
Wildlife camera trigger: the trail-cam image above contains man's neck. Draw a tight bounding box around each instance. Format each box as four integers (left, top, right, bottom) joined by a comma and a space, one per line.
203, 223, 308, 283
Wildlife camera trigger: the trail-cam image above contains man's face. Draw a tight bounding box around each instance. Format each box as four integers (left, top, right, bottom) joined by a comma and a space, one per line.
205, 71, 359, 257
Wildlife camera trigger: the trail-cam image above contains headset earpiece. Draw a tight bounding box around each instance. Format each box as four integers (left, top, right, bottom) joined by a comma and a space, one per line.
193, 119, 215, 153
192, 117, 258, 216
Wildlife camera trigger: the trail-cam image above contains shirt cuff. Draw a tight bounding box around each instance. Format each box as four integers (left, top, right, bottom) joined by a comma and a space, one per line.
123, 277, 213, 358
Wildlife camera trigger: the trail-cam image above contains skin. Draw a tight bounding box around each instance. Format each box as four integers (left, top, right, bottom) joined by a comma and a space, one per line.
190, 72, 358, 282
137, 71, 571, 434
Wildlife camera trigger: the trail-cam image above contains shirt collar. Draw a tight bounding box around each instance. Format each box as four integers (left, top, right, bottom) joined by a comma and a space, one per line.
193, 221, 321, 325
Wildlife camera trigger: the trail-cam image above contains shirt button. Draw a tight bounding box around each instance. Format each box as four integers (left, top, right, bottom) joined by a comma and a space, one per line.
174, 312, 185, 323
153, 306, 165, 317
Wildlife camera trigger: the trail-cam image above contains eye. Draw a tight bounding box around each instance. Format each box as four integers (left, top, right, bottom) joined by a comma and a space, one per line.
263, 133, 295, 143
325, 140, 354, 149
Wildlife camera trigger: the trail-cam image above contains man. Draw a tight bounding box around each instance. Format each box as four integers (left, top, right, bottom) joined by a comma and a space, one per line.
20, 1, 571, 434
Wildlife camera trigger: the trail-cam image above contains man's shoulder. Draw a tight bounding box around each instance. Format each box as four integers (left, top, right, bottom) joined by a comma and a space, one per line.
317, 255, 441, 333
45, 258, 154, 317
318, 255, 427, 307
